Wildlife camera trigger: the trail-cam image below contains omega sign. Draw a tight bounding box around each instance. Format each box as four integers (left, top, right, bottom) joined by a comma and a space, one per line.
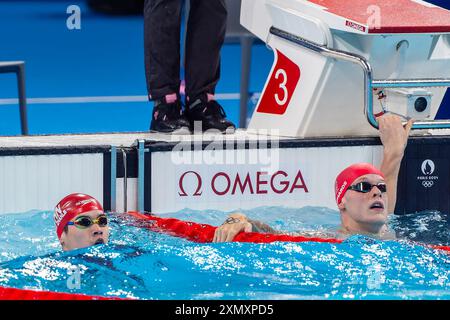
178, 170, 309, 197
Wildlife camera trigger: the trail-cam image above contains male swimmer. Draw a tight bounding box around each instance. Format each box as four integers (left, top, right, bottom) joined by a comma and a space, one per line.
213, 114, 413, 242
54, 193, 109, 251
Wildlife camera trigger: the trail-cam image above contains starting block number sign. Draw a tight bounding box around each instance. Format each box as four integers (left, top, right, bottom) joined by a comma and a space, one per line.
256, 50, 301, 115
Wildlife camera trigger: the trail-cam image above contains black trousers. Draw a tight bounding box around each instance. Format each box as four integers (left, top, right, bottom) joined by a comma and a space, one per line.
144, 0, 227, 102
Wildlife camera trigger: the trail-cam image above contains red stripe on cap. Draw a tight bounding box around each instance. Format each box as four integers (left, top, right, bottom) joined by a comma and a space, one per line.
335, 163, 385, 205
54, 193, 104, 239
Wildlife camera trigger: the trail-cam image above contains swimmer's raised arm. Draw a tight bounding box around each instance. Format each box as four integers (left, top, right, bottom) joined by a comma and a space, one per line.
378, 114, 413, 214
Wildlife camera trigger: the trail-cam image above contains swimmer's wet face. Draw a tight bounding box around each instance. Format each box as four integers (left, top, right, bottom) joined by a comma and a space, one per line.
60, 209, 110, 251
338, 174, 389, 234
54, 193, 109, 251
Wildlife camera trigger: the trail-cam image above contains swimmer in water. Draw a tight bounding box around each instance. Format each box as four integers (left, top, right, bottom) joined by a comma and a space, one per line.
213, 114, 413, 242
54, 193, 109, 251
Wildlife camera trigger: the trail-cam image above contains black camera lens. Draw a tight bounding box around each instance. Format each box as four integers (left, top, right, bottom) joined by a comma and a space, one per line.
414, 97, 428, 112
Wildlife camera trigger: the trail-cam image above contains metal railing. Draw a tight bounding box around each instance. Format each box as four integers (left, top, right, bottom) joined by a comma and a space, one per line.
0, 61, 28, 135
270, 27, 450, 130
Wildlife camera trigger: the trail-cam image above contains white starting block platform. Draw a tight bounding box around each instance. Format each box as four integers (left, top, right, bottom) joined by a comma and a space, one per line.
1, 130, 450, 216
242, 0, 450, 137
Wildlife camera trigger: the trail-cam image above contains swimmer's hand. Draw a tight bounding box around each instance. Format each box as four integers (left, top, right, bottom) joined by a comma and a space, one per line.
377, 113, 413, 158
213, 213, 252, 243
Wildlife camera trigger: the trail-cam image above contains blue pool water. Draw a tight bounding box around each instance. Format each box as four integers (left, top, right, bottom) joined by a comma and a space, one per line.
0, 208, 449, 300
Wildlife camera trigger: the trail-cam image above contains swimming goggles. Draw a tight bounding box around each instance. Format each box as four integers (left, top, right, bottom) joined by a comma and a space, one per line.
67, 214, 108, 229
348, 182, 387, 193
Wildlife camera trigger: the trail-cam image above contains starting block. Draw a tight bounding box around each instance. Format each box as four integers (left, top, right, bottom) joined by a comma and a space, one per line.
242, 0, 450, 137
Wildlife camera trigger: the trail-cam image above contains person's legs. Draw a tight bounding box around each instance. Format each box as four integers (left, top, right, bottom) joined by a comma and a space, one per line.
184, 0, 235, 132
144, 0, 182, 100
185, 0, 226, 100
144, 0, 190, 133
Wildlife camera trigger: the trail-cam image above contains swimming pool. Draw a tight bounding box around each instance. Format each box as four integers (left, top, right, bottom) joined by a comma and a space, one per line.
0, 207, 449, 300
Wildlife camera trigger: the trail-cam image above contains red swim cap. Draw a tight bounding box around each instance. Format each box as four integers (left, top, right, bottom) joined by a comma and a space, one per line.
54, 193, 104, 239
334, 163, 385, 205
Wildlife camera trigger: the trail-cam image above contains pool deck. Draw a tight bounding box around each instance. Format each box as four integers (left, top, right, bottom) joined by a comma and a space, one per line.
0, 129, 301, 148
0, 129, 449, 148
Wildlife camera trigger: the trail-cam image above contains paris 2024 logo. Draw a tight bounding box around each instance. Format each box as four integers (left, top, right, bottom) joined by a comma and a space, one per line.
418, 159, 438, 188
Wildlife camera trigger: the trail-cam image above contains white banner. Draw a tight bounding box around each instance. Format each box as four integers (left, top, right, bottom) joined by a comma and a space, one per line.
0, 154, 103, 214
150, 145, 383, 213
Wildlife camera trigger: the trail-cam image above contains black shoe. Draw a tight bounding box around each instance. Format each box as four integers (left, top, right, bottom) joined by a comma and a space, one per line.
150, 98, 191, 134
186, 99, 236, 133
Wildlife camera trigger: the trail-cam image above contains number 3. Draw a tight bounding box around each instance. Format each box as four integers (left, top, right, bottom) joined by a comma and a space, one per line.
274, 68, 288, 106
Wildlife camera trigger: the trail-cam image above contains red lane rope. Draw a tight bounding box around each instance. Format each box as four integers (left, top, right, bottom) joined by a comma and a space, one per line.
126, 211, 339, 244
0, 286, 122, 300
125, 211, 450, 253
430, 245, 450, 252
